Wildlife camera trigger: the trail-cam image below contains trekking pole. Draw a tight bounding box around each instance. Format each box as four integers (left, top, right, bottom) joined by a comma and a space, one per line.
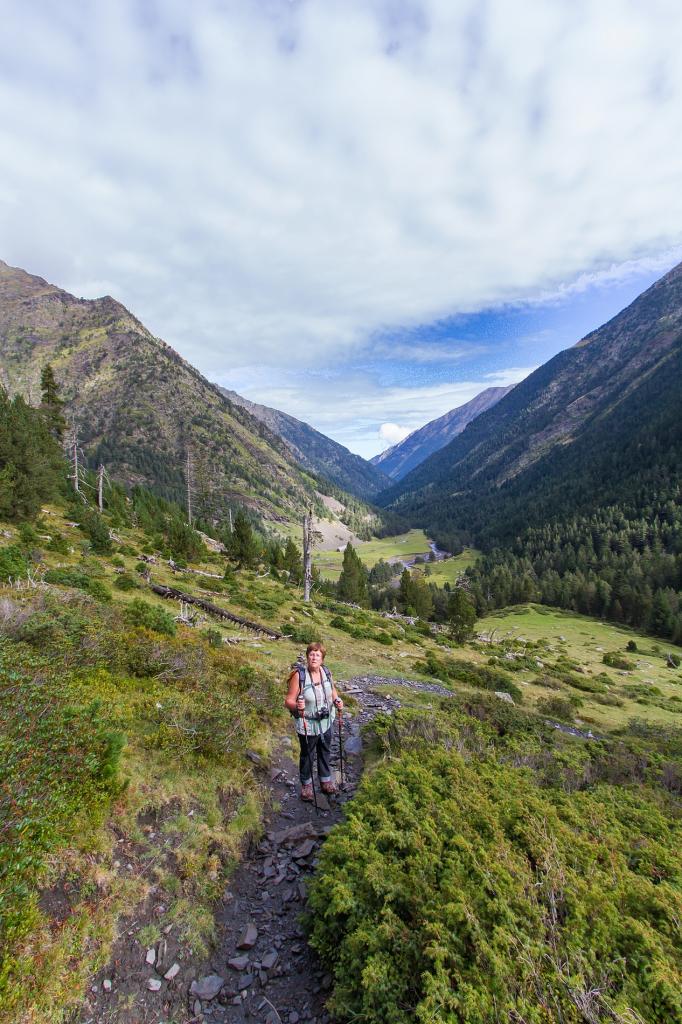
301, 714, 319, 815
336, 700, 345, 787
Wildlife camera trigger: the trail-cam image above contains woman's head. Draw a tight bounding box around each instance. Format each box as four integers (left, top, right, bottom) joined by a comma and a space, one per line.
306, 641, 326, 664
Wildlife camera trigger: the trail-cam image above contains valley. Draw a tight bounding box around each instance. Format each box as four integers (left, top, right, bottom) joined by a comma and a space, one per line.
1, 257, 681, 1024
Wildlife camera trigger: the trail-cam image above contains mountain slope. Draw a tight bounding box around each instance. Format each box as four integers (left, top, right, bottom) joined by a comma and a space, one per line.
380, 260, 682, 540
371, 386, 513, 480
0, 260, 331, 522
219, 388, 390, 500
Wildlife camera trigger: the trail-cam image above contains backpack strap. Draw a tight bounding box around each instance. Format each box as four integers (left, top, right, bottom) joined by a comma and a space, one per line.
297, 664, 306, 694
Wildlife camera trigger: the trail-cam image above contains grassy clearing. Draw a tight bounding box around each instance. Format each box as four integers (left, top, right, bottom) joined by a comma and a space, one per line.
479, 604, 682, 729
422, 546, 480, 584
314, 528, 433, 579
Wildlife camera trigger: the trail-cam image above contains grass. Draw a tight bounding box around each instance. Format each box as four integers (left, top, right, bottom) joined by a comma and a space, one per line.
422, 547, 480, 584
315, 528, 434, 580
479, 603, 682, 729
2, 513, 681, 1022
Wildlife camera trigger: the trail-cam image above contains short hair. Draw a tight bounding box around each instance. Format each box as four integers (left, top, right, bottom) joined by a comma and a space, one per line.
306, 641, 326, 660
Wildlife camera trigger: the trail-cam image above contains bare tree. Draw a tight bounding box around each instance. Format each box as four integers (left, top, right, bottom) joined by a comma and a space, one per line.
303, 507, 313, 602
186, 448, 194, 525
97, 464, 105, 511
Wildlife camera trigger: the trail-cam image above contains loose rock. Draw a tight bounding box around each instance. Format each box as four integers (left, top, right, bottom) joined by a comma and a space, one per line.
190, 974, 225, 1001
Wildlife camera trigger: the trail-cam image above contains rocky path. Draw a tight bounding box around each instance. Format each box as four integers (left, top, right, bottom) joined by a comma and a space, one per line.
80, 676, 442, 1024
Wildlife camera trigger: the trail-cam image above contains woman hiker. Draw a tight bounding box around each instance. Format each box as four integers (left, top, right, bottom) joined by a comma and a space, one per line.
285, 641, 343, 801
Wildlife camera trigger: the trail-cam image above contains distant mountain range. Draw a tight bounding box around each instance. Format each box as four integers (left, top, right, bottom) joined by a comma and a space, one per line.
0, 260, 341, 523
371, 386, 513, 481
219, 388, 391, 501
379, 260, 682, 546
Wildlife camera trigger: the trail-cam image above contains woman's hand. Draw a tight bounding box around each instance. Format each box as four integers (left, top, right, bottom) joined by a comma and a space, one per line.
334, 697, 343, 710
296, 696, 306, 715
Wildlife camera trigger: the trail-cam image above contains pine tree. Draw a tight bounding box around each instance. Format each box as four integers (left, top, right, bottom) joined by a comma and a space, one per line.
0, 390, 63, 519
39, 364, 66, 442
338, 544, 368, 605
446, 588, 477, 643
229, 510, 261, 568
283, 537, 303, 584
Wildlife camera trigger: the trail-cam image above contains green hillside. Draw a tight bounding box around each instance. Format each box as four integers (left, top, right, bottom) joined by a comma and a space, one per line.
0, 260, 341, 524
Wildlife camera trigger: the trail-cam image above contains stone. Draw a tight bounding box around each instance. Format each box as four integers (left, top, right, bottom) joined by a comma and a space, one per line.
292, 839, 316, 859
164, 962, 180, 981
238, 972, 254, 991
237, 923, 258, 949
227, 954, 250, 971
147, 977, 162, 992
261, 950, 278, 970
102, 979, 112, 992
193, 998, 203, 1015
289, 1013, 300, 1024
246, 750, 262, 765
494, 691, 515, 705
145, 948, 156, 966
190, 974, 225, 1001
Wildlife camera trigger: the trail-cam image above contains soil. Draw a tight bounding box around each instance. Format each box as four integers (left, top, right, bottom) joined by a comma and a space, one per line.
77, 676, 441, 1024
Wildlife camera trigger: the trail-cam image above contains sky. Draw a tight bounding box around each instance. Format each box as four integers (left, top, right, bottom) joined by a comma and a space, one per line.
1, 1, 682, 458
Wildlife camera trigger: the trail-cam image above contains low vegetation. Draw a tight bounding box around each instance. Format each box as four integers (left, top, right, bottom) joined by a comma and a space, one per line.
308, 698, 682, 1024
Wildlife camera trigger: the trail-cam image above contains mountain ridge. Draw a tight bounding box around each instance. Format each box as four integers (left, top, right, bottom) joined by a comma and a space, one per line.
371, 385, 513, 480
218, 387, 390, 501
0, 260, 338, 524
379, 259, 682, 540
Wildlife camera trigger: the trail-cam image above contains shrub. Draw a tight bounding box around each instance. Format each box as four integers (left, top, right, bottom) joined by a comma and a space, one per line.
113, 572, 139, 591
626, 640, 638, 652
308, 749, 682, 1024
536, 695, 579, 722
603, 651, 636, 670
0, 545, 29, 582
123, 598, 176, 636
43, 567, 112, 603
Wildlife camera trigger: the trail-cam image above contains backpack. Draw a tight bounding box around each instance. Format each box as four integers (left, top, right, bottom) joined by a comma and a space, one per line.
289, 662, 333, 716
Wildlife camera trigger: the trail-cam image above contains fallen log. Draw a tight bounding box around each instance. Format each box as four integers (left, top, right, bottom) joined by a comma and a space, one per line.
149, 583, 283, 640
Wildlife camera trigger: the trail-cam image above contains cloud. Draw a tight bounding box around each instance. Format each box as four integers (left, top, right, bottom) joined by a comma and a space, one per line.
0, 0, 681, 385
379, 422, 413, 448
2, 1, 682, 466
224, 363, 535, 458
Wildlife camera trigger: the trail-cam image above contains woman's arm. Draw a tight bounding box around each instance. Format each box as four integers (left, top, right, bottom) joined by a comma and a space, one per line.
284, 670, 303, 715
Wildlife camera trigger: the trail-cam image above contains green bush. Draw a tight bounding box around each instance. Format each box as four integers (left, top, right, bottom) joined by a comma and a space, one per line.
536, 695, 579, 722
113, 572, 139, 591
43, 567, 112, 603
308, 748, 682, 1023
603, 651, 636, 670
123, 598, 176, 636
0, 545, 28, 582
626, 640, 638, 652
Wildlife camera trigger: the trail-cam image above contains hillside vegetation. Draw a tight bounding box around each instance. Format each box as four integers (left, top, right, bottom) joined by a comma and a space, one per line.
381, 263, 682, 644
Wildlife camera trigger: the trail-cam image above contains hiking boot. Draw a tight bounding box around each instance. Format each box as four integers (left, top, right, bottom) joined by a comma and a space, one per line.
320, 780, 337, 795
300, 783, 314, 802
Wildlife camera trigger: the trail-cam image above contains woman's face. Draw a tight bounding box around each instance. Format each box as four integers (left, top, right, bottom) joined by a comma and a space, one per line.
307, 648, 324, 671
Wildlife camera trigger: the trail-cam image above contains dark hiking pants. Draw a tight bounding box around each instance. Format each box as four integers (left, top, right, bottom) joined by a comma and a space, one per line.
298, 725, 333, 785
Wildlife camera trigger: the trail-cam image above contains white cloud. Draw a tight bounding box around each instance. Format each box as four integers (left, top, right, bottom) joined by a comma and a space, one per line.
224, 363, 534, 458
379, 422, 413, 448
1, 1, 681, 442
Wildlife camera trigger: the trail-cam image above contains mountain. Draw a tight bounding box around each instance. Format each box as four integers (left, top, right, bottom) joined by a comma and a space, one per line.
380, 260, 682, 545
0, 259, 337, 523
219, 388, 390, 501
371, 386, 513, 481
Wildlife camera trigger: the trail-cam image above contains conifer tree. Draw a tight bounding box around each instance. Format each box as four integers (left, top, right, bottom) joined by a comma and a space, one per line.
283, 537, 303, 584
0, 390, 63, 518
39, 363, 66, 442
229, 509, 261, 568
338, 543, 368, 605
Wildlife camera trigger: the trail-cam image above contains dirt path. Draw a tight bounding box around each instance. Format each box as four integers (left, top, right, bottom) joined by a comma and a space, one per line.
79, 676, 441, 1024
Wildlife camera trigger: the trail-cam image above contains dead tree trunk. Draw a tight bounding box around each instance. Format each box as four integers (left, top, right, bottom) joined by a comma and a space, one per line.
186, 448, 193, 525
303, 507, 313, 602
97, 464, 104, 511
